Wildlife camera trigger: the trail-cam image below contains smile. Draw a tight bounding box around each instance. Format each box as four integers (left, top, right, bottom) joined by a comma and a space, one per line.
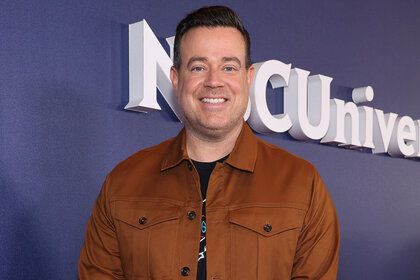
200, 98, 227, 104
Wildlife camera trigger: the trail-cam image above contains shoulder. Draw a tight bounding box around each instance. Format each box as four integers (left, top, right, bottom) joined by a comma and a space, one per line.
103, 135, 178, 195
112, 136, 175, 174
255, 136, 316, 175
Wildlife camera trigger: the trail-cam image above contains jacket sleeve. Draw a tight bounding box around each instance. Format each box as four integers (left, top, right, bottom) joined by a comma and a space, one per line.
78, 175, 125, 279
291, 169, 340, 280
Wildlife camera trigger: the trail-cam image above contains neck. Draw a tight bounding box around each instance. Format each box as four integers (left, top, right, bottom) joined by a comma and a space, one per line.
185, 123, 243, 162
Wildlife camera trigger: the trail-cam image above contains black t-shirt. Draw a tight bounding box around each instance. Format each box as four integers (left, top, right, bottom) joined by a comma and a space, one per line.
192, 155, 228, 280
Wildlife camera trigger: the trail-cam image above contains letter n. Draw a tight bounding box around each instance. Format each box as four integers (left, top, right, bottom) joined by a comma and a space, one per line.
321, 99, 362, 147
125, 20, 182, 120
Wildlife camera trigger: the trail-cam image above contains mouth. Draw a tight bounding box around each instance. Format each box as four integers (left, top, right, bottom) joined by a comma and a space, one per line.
200, 97, 227, 104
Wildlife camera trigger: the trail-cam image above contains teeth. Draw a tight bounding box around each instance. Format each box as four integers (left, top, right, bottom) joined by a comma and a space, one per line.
201, 98, 226, 104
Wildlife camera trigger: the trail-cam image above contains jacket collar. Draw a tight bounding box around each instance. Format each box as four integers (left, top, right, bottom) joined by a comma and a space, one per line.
160, 127, 190, 171
224, 122, 257, 173
160, 122, 258, 173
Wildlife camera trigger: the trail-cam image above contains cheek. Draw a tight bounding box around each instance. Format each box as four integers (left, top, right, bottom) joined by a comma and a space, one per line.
184, 77, 203, 92
179, 72, 202, 86
176, 79, 193, 99
228, 80, 249, 97
234, 84, 250, 109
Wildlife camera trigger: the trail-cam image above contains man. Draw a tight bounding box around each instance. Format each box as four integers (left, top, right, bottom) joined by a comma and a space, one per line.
79, 6, 339, 280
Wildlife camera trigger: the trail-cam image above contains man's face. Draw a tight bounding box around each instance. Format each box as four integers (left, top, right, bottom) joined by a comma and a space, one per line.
171, 27, 254, 138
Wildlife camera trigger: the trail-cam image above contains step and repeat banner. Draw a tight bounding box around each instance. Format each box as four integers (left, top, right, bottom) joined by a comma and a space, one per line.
1, 0, 419, 279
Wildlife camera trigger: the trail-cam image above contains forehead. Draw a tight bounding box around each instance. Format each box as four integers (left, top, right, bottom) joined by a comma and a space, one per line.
179, 26, 246, 64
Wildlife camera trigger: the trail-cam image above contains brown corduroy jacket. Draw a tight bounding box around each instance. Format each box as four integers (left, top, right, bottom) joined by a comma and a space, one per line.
79, 123, 339, 279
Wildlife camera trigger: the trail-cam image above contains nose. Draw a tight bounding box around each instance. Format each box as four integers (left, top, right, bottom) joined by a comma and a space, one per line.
204, 68, 224, 88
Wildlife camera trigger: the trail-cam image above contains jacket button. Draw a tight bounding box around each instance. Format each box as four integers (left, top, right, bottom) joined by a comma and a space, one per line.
139, 217, 147, 225
187, 211, 196, 220
187, 162, 193, 171
181, 266, 190, 276
263, 223, 272, 232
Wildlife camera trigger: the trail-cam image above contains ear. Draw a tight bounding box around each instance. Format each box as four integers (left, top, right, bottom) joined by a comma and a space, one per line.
170, 66, 179, 93
247, 64, 255, 87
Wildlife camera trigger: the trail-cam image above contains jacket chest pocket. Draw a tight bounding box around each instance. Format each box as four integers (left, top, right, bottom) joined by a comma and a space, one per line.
228, 206, 305, 279
113, 200, 180, 279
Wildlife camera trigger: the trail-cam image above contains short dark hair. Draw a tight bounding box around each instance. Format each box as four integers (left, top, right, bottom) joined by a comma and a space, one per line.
173, 6, 251, 70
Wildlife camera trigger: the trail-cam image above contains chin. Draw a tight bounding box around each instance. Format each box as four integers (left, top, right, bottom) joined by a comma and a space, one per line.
201, 120, 242, 134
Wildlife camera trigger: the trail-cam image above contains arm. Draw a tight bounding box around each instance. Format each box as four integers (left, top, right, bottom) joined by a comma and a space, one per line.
291, 170, 340, 280
78, 175, 125, 279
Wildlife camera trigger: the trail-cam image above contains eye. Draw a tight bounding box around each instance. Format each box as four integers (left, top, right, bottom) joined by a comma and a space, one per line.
224, 66, 236, 72
191, 66, 204, 72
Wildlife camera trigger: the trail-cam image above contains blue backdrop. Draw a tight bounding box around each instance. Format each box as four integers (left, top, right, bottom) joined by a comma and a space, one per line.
1, 0, 419, 279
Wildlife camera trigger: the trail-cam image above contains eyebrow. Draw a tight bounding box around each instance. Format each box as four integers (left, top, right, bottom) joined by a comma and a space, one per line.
186, 57, 207, 69
222, 57, 241, 67
186, 56, 242, 68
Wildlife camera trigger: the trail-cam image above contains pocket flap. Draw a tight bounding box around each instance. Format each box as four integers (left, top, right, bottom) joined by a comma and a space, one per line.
114, 200, 180, 230
229, 207, 303, 237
